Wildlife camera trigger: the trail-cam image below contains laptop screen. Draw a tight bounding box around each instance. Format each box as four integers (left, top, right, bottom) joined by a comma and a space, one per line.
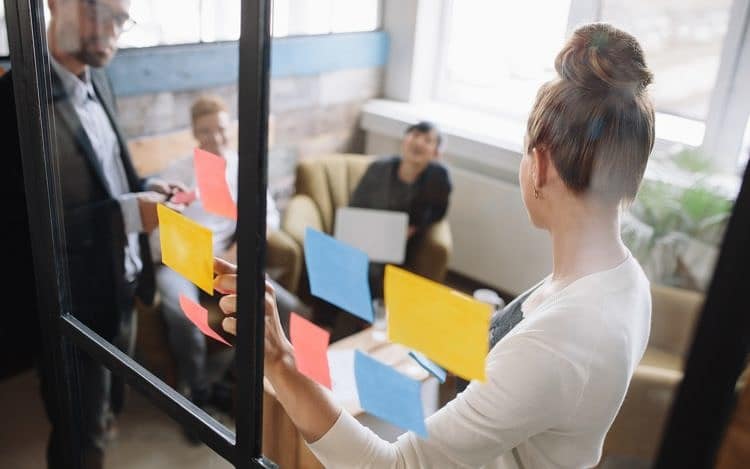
334, 207, 409, 264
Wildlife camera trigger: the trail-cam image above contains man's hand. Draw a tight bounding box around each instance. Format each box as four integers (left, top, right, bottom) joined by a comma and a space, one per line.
137, 191, 169, 233
145, 178, 190, 199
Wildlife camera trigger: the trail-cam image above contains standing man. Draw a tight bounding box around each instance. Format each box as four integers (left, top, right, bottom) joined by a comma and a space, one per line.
2, 0, 186, 467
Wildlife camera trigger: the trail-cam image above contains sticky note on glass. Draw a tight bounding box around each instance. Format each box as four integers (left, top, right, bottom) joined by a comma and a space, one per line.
179, 294, 231, 346
304, 228, 373, 322
354, 350, 427, 438
290, 313, 332, 389
194, 148, 237, 220
385, 265, 491, 382
408, 350, 447, 383
158, 204, 214, 294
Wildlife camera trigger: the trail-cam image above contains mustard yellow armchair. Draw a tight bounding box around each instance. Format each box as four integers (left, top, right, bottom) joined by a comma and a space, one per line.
281, 154, 453, 300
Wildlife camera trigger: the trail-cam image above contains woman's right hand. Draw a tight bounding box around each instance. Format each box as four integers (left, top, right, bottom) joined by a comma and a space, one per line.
214, 257, 296, 377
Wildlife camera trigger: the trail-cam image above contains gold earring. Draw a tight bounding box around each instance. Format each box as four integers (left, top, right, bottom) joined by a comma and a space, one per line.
534, 188, 542, 199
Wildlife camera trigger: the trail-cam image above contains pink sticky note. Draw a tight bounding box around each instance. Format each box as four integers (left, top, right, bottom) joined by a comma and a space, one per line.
194, 148, 237, 220
290, 313, 332, 389
171, 189, 197, 205
179, 294, 232, 346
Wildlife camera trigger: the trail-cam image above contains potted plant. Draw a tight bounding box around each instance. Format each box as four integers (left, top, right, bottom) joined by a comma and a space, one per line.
622, 146, 737, 292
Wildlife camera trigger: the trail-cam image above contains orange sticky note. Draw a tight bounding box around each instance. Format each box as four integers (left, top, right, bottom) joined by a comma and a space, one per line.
290, 313, 332, 389
194, 148, 237, 220
157, 204, 214, 294
178, 294, 231, 346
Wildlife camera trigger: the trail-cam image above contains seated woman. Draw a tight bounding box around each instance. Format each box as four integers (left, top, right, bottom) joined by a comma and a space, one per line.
215, 22, 655, 468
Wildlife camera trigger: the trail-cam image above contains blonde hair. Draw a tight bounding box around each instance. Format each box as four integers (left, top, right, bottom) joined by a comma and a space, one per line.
526, 23, 655, 204
190, 94, 228, 124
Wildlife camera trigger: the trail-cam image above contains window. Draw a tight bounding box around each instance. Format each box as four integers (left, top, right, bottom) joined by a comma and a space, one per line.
435, 0, 571, 121
116, 0, 380, 48
0, 2, 8, 56
119, 0, 204, 47
600, 0, 733, 121
434, 0, 736, 144
4, 0, 380, 55
272, 0, 380, 37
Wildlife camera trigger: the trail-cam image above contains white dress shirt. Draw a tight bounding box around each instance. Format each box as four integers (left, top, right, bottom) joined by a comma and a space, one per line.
49, 56, 143, 283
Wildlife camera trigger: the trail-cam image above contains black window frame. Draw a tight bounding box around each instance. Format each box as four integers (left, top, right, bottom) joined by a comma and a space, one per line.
5, 0, 276, 467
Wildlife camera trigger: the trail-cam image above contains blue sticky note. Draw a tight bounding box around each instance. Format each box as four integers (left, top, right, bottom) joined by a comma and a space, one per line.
304, 228, 373, 322
408, 351, 447, 384
354, 350, 427, 438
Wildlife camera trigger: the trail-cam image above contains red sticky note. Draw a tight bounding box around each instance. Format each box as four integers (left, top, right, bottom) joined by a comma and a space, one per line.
171, 189, 197, 205
179, 294, 232, 346
194, 148, 237, 220
290, 313, 332, 389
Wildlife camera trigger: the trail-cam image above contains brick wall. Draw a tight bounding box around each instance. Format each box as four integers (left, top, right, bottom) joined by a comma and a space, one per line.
117, 66, 383, 208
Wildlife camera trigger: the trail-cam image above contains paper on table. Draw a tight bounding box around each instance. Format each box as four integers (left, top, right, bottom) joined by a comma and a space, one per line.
157, 204, 214, 294
290, 313, 332, 389
178, 294, 231, 346
327, 349, 359, 406
194, 148, 236, 220
385, 265, 491, 382
354, 350, 427, 438
304, 228, 373, 323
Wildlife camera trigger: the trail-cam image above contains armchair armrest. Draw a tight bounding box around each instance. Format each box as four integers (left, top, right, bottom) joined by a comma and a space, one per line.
266, 229, 303, 293
603, 365, 682, 461
650, 284, 704, 357
408, 219, 452, 282
281, 194, 324, 248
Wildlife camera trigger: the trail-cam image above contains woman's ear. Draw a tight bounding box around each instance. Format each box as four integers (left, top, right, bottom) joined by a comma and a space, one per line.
531, 146, 551, 189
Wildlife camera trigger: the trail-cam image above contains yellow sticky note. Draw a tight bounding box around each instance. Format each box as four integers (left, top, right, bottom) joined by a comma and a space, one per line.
385, 265, 491, 382
157, 204, 214, 294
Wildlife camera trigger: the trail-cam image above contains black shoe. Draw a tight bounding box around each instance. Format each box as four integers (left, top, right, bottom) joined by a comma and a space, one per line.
208, 381, 234, 416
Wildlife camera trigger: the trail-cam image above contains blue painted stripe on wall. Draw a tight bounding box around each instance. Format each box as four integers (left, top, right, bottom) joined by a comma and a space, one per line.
106, 31, 388, 96
271, 31, 388, 78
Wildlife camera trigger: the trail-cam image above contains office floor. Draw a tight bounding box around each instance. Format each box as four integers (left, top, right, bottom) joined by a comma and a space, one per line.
0, 370, 233, 469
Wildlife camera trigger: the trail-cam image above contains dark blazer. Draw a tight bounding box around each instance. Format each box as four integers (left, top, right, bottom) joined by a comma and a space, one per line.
1, 66, 154, 343
1, 69, 41, 378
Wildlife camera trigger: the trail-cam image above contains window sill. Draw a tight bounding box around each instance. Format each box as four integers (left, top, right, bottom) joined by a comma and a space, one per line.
360, 99, 740, 196
361, 99, 526, 181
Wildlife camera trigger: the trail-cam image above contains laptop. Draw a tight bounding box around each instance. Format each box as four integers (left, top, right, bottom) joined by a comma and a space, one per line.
334, 207, 409, 264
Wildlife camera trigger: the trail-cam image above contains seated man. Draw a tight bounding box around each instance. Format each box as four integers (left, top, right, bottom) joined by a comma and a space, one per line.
152, 95, 310, 426
349, 121, 452, 299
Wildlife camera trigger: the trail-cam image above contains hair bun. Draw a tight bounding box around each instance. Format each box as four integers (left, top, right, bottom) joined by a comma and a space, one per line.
555, 23, 653, 95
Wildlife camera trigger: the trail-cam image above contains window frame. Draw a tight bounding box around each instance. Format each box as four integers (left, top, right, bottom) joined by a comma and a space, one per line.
6, 0, 276, 467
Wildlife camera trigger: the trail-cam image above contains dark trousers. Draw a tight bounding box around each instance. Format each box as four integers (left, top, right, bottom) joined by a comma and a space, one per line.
39, 306, 136, 469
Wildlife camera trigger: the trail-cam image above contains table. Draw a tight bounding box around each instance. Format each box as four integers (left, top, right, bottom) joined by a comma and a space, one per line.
261, 327, 441, 468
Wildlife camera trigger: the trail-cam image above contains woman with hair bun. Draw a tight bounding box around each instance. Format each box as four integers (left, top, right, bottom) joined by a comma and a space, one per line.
216, 22, 655, 468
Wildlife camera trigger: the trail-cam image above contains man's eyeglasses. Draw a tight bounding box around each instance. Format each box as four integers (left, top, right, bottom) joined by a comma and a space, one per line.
80, 0, 137, 32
